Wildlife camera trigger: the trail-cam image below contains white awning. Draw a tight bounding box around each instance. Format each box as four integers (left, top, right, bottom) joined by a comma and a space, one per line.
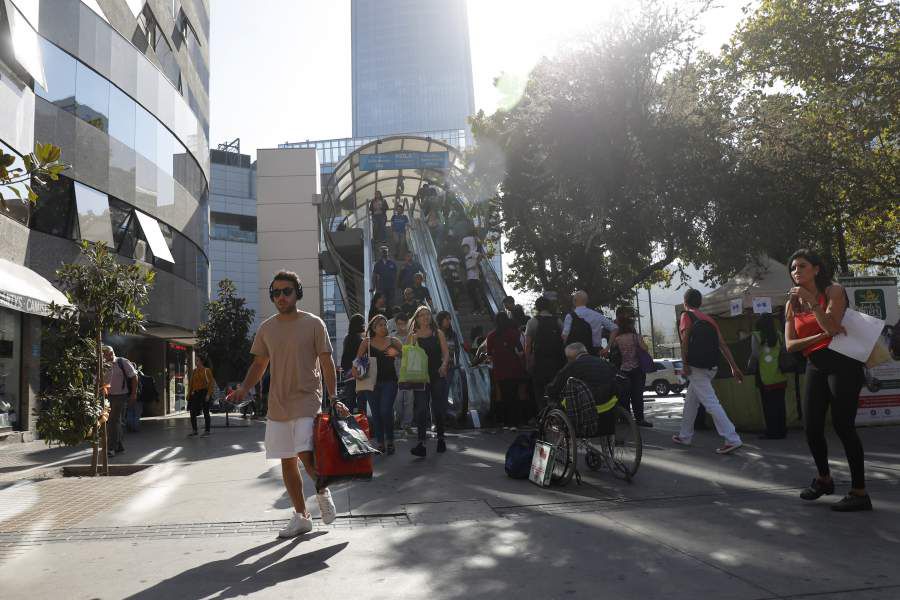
134, 211, 175, 264
0, 258, 71, 317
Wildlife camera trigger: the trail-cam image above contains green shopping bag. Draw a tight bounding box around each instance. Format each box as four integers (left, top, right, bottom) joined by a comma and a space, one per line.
399, 341, 430, 384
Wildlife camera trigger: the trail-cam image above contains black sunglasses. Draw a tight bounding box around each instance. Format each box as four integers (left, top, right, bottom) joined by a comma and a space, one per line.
269, 287, 295, 299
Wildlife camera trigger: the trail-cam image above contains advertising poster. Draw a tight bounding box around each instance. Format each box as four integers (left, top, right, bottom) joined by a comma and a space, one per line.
840, 277, 900, 425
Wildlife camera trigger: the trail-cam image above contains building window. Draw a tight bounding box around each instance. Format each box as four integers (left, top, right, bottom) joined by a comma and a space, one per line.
210, 212, 257, 243
73, 181, 115, 247
75, 62, 110, 132
0, 140, 32, 226
137, 5, 181, 91
29, 177, 76, 239
34, 39, 76, 113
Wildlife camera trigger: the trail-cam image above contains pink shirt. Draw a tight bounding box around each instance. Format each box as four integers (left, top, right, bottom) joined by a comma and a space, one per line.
678, 309, 721, 341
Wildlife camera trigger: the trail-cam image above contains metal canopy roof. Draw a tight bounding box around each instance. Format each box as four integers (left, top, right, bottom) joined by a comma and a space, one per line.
321, 135, 471, 232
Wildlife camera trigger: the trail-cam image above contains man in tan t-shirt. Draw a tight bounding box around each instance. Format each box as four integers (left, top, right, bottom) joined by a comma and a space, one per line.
227, 270, 347, 538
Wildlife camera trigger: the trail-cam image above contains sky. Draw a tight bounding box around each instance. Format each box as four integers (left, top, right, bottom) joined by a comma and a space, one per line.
208, 1, 752, 338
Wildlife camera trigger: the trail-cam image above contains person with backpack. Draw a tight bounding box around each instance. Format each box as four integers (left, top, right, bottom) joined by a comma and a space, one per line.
188, 355, 215, 437
562, 290, 618, 356
101, 345, 138, 457
673, 288, 744, 454
524, 296, 566, 410
748, 314, 789, 439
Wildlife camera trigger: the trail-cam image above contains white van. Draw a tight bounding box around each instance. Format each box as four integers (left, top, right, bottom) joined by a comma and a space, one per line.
645, 359, 686, 396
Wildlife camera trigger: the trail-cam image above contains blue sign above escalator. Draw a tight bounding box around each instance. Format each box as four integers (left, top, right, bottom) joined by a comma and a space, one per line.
359, 151, 450, 171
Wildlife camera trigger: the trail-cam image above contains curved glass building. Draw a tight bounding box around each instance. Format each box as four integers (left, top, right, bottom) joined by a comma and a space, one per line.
0, 0, 210, 433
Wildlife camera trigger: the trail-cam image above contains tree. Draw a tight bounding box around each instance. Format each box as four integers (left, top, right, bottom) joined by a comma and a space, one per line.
196, 279, 255, 387
35, 242, 155, 475
471, 1, 731, 307
1, 142, 67, 210
717, 0, 899, 273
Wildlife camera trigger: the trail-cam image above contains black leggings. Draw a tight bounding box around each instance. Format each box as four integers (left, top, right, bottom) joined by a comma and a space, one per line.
617, 368, 646, 422
803, 349, 865, 489
190, 391, 211, 433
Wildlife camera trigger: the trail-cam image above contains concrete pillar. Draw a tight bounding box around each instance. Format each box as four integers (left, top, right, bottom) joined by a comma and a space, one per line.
255, 148, 322, 318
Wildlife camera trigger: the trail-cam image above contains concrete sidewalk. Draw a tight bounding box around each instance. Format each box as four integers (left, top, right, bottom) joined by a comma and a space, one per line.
1, 403, 899, 599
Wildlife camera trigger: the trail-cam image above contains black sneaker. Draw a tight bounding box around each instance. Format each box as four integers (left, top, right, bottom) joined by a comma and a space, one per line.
800, 478, 835, 500
436, 438, 446, 453
411, 443, 427, 457
831, 493, 873, 512
637, 420, 654, 428
116, 444, 125, 453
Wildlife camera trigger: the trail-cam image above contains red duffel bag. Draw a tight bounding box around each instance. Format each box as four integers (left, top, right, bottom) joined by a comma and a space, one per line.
314, 405, 376, 485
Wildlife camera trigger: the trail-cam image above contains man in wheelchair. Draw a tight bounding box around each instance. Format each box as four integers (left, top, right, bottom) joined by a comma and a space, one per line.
544, 343, 617, 437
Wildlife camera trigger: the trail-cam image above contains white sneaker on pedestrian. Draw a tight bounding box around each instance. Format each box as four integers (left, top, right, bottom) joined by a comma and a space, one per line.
671, 435, 692, 446
316, 488, 337, 525
278, 512, 312, 538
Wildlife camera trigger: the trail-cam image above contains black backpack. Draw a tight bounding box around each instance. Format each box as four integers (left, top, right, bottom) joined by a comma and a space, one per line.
505, 432, 538, 479
685, 311, 720, 369
137, 374, 158, 404
533, 316, 565, 363
566, 311, 595, 354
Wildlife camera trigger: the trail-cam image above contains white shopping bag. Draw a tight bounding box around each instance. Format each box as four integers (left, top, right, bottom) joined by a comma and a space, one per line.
529, 441, 556, 487
828, 309, 885, 363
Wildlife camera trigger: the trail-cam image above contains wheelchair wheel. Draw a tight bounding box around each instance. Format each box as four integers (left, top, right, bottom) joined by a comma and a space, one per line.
585, 447, 603, 471
602, 406, 642, 481
539, 408, 577, 485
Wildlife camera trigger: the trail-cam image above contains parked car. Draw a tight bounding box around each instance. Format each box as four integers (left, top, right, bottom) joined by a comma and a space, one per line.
646, 359, 686, 396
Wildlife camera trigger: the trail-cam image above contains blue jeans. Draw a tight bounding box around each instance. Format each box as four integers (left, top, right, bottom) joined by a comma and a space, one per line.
414, 377, 448, 442
363, 381, 398, 446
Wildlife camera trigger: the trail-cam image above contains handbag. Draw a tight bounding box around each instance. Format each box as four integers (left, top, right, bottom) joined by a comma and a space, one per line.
399, 339, 430, 384
638, 346, 657, 373
353, 338, 378, 393
314, 404, 375, 486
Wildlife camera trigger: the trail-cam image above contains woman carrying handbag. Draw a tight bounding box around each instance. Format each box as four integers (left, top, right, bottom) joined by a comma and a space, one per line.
748, 314, 789, 439
406, 306, 450, 457
785, 249, 869, 512
609, 317, 653, 428
354, 314, 402, 455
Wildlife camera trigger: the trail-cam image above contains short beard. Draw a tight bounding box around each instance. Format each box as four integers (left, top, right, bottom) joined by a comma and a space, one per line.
276, 302, 297, 315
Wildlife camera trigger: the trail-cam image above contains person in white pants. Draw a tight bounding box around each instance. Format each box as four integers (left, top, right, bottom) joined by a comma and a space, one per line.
674, 289, 744, 454
677, 367, 742, 449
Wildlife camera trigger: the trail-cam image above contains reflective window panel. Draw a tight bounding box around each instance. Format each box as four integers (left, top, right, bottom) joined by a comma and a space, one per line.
75, 62, 109, 132
30, 176, 76, 239
108, 84, 135, 148
34, 38, 76, 112
73, 180, 114, 247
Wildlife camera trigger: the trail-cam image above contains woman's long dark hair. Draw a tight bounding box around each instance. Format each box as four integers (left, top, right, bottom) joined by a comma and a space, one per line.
789, 249, 832, 293
348, 313, 365, 336
495, 312, 515, 334
617, 317, 637, 335
754, 313, 779, 347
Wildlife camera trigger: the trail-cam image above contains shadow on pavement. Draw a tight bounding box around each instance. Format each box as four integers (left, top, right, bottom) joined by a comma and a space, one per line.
124, 533, 346, 600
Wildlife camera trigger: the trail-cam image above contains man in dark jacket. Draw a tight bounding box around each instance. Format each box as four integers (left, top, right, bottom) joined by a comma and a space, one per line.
545, 342, 616, 407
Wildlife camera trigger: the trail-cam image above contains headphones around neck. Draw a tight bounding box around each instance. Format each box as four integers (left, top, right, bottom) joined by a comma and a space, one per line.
269, 278, 303, 302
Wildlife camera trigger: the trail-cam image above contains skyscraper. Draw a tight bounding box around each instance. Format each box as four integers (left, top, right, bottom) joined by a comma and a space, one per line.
351, 0, 476, 138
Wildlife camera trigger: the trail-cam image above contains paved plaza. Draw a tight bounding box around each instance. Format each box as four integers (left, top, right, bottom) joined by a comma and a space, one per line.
1, 397, 899, 599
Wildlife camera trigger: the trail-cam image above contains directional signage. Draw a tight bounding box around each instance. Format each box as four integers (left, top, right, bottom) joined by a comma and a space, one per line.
359, 151, 450, 171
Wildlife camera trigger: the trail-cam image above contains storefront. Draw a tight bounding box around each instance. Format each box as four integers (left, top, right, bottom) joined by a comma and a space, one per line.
0, 258, 70, 435
167, 342, 190, 413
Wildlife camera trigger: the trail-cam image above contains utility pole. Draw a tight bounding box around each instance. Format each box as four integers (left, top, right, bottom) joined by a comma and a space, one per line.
647, 287, 656, 356
635, 290, 642, 336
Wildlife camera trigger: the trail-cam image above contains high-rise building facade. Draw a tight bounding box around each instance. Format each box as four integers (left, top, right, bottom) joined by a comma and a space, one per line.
0, 0, 211, 434
351, 0, 475, 138
209, 143, 260, 330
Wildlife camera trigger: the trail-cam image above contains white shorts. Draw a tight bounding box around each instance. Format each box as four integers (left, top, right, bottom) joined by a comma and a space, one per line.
264, 417, 315, 459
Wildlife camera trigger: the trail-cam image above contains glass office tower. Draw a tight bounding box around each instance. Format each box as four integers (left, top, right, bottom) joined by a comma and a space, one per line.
0, 0, 211, 430
351, 0, 476, 138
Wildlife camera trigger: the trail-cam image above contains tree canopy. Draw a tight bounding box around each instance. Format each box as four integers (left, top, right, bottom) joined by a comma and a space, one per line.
196, 279, 255, 387
472, 0, 899, 303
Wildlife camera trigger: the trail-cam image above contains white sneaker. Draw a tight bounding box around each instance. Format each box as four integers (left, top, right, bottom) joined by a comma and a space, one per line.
278, 512, 312, 538
316, 488, 337, 525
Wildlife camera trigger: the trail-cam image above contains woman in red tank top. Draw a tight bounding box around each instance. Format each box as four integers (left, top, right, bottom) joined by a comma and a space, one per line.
785, 249, 870, 512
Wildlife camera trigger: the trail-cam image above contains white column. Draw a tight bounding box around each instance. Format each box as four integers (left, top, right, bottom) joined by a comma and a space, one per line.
256, 148, 322, 319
